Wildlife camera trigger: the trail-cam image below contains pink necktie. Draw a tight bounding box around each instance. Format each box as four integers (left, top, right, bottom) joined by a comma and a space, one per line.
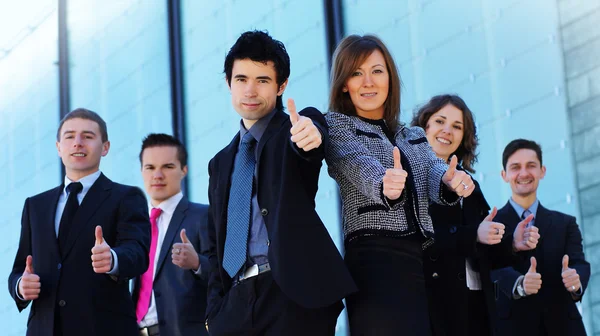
136, 207, 162, 323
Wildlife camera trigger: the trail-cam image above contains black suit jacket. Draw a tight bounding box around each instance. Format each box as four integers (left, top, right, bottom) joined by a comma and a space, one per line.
491, 202, 590, 336
8, 173, 150, 336
132, 198, 210, 336
204, 108, 356, 320
424, 178, 514, 336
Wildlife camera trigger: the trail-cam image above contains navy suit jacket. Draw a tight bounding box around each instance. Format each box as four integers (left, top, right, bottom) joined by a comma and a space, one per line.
8, 173, 150, 336
491, 202, 590, 336
204, 108, 357, 322
132, 198, 210, 336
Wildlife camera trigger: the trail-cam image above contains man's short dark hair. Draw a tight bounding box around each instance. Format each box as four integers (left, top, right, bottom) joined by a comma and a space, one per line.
139, 133, 188, 168
57, 108, 108, 142
223, 30, 290, 110
502, 139, 543, 170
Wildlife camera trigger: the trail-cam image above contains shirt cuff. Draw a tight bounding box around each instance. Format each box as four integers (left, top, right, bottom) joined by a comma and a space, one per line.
15, 277, 26, 301
194, 264, 202, 276
106, 249, 119, 275
512, 275, 525, 299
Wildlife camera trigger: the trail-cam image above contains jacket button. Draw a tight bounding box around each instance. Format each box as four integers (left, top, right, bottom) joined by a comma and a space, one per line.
260, 208, 268, 216
57, 263, 62, 270
432, 272, 439, 279
58, 300, 66, 307
449, 226, 457, 234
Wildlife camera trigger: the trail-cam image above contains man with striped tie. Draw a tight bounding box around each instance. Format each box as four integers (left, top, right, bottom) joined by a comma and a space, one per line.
491, 139, 590, 336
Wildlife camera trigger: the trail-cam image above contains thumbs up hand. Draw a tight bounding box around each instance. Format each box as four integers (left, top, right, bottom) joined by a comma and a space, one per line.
523, 256, 542, 295
512, 214, 539, 252
477, 207, 506, 245
561, 255, 581, 293
91, 226, 113, 273
442, 155, 475, 198
382, 147, 408, 201
172, 229, 200, 270
288, 98, 323, 152
18, 255, 41, 300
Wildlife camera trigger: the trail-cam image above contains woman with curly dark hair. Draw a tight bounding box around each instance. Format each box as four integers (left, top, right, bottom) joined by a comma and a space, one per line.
412, 94, 539, 336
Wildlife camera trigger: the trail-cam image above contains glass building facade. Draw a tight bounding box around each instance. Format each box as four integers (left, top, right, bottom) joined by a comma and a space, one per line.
1, 1, 598, 334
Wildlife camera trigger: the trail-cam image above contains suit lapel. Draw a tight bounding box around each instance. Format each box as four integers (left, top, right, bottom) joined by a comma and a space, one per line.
154, 198, 188, 280
43, 186, 63, 261
255, 110, 285, 168
533, 203, 553, 262
217, 135, 240, 252
62, 173, 111, 259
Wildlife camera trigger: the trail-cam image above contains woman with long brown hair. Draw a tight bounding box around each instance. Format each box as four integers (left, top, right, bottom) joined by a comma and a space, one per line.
324, 35, 476, 335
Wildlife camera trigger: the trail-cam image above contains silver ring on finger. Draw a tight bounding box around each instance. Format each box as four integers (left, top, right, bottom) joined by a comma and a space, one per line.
495, 228, 500, 235
174, 248, 181, 255
571, 285, 576, 291
460, 181, 468, 190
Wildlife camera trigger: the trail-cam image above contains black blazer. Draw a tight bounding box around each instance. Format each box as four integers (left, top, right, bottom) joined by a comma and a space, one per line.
424, 178, 513, 336
204, 108, 356, 320
490, 202, 590, 336
132, 198, 209, 336
8, 173, 150, 336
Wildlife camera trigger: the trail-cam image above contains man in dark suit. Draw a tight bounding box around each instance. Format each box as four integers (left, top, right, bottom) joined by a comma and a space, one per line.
134, 133, 209, 336
8, 108, 150, 336
491, 139, 590, 336
203, 30, 356, 335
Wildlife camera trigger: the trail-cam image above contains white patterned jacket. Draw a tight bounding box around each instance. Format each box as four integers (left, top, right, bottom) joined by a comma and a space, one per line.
325, 111, 459, 246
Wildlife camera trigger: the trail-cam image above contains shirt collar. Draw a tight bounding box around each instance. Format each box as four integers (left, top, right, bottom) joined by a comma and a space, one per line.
239, 108, 277, 143
63, 170, 102, 195
149, 192, 183, 216
509, 197, 539, 218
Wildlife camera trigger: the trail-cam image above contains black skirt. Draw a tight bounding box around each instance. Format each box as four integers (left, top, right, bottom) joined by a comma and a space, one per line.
345, 234, 431, 336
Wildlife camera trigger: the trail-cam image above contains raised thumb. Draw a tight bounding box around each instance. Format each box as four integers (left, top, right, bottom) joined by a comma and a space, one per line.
180, 228, 190, 243
393, 147, 402, 169
562, 254, 570, 272
484, 206, 498, 221
528, 256, 537, 273
25, 255, 34, 274
447, 155, 458, 176
95, 226, 104, 245
288, 98, 299, 125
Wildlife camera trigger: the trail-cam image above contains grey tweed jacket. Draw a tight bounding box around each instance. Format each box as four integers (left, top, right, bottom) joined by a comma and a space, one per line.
325, 111, 458, 244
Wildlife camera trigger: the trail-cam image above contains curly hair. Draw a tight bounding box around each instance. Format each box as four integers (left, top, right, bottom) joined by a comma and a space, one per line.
411, 94, 479, 173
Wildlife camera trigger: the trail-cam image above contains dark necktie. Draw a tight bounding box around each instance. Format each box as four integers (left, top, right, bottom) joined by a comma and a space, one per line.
58, 182, 83, 254
522, 209, 534, 227
223, 132, 256, 278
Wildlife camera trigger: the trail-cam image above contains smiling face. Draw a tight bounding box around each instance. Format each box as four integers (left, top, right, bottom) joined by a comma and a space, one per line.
141, 146, 187, 206
56, 118, 109, 181
424, 104, 464, 162
228, 58, 287, 129
502, 148, 546, 199
343, 49, 389, 119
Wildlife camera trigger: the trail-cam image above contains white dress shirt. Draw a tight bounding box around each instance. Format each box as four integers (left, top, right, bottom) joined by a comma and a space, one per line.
139, 192, 183, 328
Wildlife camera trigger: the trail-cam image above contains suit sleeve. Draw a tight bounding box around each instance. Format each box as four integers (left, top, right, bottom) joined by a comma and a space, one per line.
564, 215, 590, 301
288, 107, 328, 162
490, 265, 523, 299
204, 159, 225, 320
111, 187, 150, 282
8, 198, 33, 311
325, 112, 405, 209
194, 205, 210, 282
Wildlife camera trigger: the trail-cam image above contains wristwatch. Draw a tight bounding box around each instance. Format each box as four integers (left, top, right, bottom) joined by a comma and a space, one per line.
516, 278, 526, 297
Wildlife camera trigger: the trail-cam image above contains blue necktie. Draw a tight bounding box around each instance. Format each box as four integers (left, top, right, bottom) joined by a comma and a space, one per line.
223, 132, 256, 278
522, 209, 534, 227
